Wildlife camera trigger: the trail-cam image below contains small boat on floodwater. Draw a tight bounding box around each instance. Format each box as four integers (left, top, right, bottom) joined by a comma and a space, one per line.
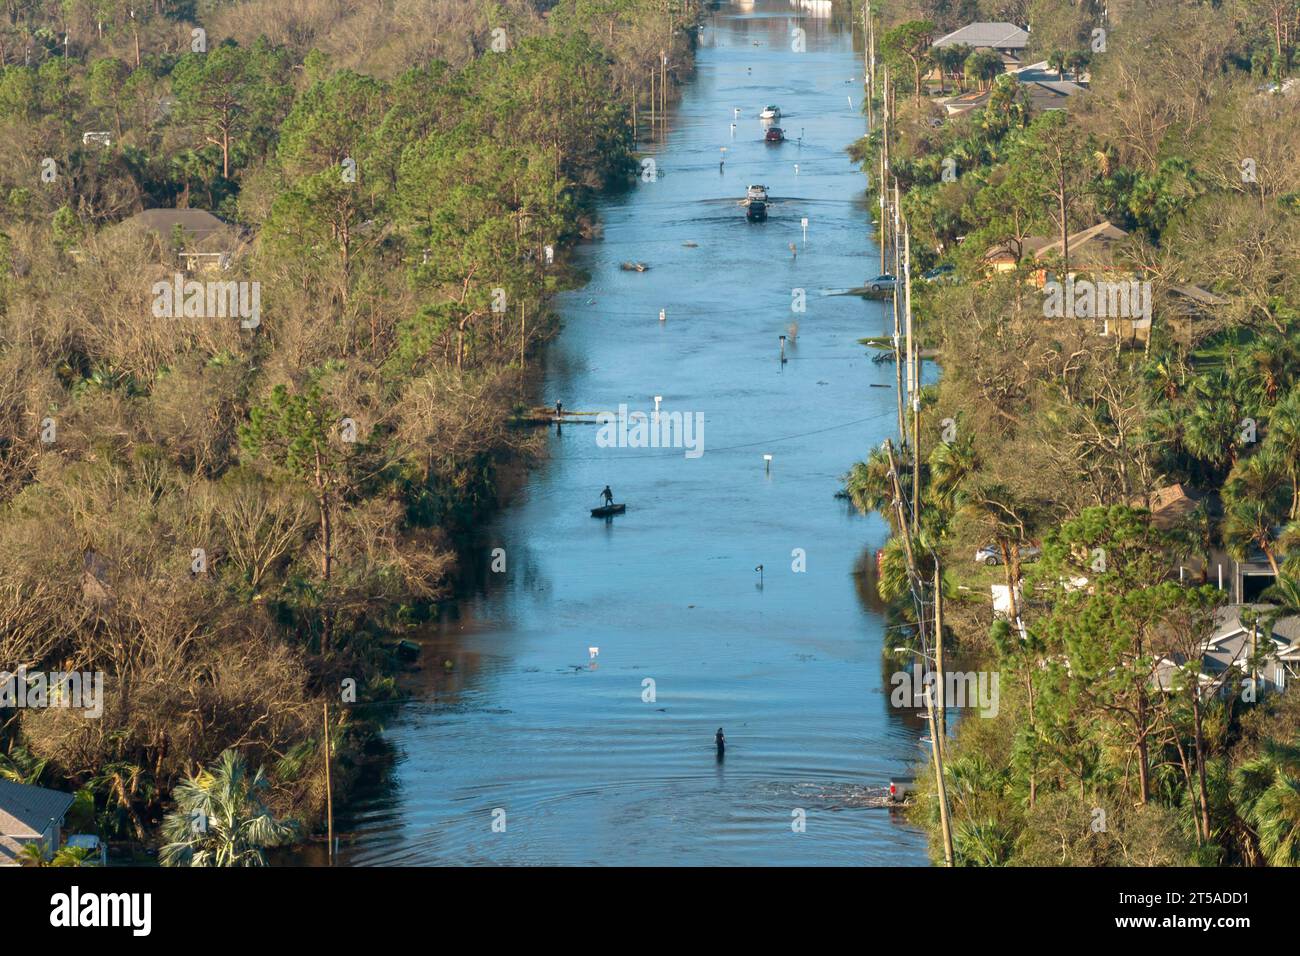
591, 503, 627, 517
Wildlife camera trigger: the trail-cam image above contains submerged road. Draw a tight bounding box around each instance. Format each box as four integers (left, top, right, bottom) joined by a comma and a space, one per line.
339, 0, 930, 866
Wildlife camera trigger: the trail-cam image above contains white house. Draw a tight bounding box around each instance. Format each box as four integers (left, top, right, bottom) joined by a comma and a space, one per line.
1154, 604, 1300, 698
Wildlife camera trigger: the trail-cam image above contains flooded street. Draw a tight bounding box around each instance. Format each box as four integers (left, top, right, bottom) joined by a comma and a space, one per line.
341, 0, 929, 866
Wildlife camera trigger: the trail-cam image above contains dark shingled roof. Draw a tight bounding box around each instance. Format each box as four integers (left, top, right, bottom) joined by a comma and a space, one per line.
121, 208, 229, 243
0, 780, 76, 865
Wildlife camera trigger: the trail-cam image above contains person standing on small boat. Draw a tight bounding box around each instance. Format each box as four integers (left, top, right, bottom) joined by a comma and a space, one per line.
600, 485, 614, 507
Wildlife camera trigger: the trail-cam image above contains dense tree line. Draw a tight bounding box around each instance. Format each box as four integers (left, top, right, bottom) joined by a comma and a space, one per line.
0, 0, 701, 857
849, 0, 1300, 864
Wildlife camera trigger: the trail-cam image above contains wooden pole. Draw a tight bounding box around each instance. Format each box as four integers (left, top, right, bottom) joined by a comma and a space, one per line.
905, 220, 920, 531
650, 68, 656, 130
934, 561, 947, 745
884, 440, 954, 867
904, 219, 914, 395
661, 50, 667, 125
879, 146, 887, 274
323, 699, 334, 865
926, 675, 955, 867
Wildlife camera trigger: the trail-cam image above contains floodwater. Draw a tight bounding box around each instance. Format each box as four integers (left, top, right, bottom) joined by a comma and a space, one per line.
338, 0, 931, 866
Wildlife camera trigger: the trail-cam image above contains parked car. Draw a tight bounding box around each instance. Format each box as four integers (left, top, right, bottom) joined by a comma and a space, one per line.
864, 274, 896, 292
760, 104, 781, 120
922, 264, 956, 283
888, 777, 915, 802
974, 544, 1041, 566
765, 126, 784, 142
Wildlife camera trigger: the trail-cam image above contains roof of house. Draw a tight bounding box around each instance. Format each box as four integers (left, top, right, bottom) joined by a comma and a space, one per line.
1131, 482, 1200, 530
1033, 221, 1130, 266
0, 780, 76, 864
942, 90, 992, 115
120, 208, 230, 244
933, 22, 1029, 50
1167, 284, 1230, 312
1022, 81, 1082, 112
1013, 60, 1089, 90
982, 233, 1059, 263
1208, 604, 1300, 647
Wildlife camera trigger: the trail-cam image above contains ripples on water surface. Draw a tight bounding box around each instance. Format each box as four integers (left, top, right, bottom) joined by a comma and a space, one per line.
339, 0, 932, 867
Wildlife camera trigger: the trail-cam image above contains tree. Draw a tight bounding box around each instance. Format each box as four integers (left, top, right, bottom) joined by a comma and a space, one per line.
1222, 449, 1290, 576
883, 21, 937, 107
1031, 507, 1212, 806
171, 40, 291, 181
159, 749, 297, 867
844, 444, 898, 529
963, 49, 1003, 92
933, 43, 972, 93
1063, 50, 1091, 82
1047, 49, 1067, 80
264, 70, 392, 307
1231, 740, 1300, 866
1008, 110, 1094, 273
239, 373, 357, 653
1264, 388, 1300, 519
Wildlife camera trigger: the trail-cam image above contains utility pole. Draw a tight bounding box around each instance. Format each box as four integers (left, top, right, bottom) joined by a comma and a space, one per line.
883, 440, 955, 866
878, 146, 887, 274
323, 700, 334, 865
934, 561, 947, 745
905, 220, 919, 531
863, 3, 871, 128
661, 49, 667, 124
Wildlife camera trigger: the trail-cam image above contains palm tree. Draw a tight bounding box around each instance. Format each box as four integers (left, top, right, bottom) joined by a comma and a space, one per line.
1223, 450, 1290, 575
0, 746, 47, 785
51, 846, 94, 866
89, 761, 150, 843
1231, 740, 1300, 866
1260, 574, 1300, 613
1063, 50, 1090, 82
1047, 50, 1067, 80
159, 749, 297, 867
17, 841, 50, 867
1264, 389, 1300, 519
843, 445, 897, 529
927, 434, 980, 513
952, 819, 1013, 866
